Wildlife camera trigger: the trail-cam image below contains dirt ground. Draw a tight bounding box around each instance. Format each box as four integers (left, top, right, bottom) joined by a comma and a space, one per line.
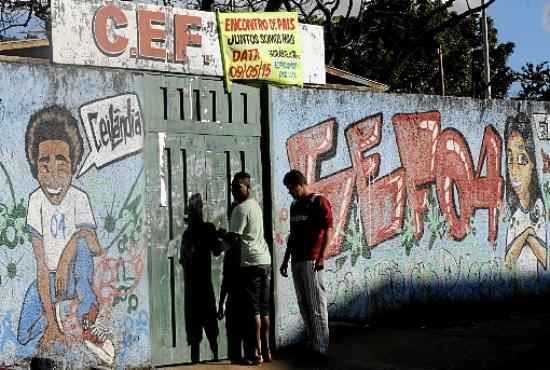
167, 298, 550, 370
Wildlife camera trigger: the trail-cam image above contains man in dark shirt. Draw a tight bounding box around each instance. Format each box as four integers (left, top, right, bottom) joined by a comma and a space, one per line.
279, 169, 333, 359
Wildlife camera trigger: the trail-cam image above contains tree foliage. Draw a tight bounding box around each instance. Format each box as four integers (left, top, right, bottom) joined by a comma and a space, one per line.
0, 0, 519, 99
313, 0, 514, 98
516, 62, 550, 101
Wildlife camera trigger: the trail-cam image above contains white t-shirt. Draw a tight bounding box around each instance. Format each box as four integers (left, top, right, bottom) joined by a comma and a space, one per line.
506, 198, 547, 274
26, 186, 96, 271
229, 198, 271, 267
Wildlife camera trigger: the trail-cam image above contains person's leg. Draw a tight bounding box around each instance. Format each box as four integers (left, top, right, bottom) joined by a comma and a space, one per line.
299, 262, 329, 355
190, 342, 200, 364
66, 238, 98, 323
313, 269, 329, 354
250, 267, 263, 363
17, 281, 47, 347
291, 261, 313, 349
259, 265, 272, 361
253, 313, 262, 363
261, 315, 271, 362
67, 238, 115, 365
203, 291, 220, 361
17, 273, 64, 357
225, 300, 243, 362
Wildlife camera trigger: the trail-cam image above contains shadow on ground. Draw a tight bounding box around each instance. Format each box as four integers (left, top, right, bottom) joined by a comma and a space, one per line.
174, 293, 550, 370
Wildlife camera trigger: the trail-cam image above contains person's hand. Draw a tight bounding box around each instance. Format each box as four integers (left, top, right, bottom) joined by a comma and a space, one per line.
55, 272, 69, 301
315, 257, 325, 271
279, 262, 288, 277
217, 228, 227, 238
217, 304, 225, 320
525, 226, 537, 239
39, 324, 65, 352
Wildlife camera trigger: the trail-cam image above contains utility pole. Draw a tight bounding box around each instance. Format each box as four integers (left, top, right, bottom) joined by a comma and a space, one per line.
438, 45, 445, 96
481, 0, 492, 99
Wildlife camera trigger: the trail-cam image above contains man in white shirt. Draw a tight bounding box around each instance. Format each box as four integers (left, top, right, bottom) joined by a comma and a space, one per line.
18, 105, 113, 364
226, 172, 272, 364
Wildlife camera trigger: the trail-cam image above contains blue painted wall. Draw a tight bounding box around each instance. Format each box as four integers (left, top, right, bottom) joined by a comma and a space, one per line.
269, 86, 550, 347
0, 60, 150, 369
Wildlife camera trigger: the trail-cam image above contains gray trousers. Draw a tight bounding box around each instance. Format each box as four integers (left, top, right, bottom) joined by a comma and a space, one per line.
291, 260, 329, 354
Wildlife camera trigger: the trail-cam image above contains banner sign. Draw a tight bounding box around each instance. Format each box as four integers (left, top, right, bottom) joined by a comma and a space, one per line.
51, 0, 223, 76
217, 12, 303, 88
51, 0, 324, 84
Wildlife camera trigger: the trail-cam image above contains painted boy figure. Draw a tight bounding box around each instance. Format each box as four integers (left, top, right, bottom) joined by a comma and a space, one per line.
18, 105, 114, 364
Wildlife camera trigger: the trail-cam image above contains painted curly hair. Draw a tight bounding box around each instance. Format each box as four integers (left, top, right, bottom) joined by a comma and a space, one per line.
25, 105, 84, 179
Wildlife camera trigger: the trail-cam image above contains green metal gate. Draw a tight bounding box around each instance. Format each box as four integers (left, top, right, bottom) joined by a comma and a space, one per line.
143, 75, 263, 366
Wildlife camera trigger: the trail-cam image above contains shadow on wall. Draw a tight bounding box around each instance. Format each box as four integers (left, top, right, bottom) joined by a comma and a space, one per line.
325, 269, 550, 328
280, 273, 550, 350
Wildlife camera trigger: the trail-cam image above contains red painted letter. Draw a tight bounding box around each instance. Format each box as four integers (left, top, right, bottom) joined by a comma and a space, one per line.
434, 129, 476, 240
174, 15, 202, 63
138, 9, 166, 60
472, 125, 503, 243
93, 4, 129, 56
347, 114, 406, 247
392, 112, 441, 240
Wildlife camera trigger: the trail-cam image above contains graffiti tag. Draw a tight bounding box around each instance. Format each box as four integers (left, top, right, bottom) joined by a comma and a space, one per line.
287, 111, 504, 256
79, 94, 143, 177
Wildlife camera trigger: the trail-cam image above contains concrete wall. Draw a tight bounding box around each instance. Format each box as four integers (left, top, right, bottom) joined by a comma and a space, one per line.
0, 60, 150, 368
269, 86, 550, 346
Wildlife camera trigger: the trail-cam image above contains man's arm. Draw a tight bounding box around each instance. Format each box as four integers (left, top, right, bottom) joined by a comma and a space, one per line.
315, 196, 334, 271
217, 276, 228, 319
315, 226, 333, 271
279, 243, 292, 277
33, 237, 64, 348
79, 228, 104, 256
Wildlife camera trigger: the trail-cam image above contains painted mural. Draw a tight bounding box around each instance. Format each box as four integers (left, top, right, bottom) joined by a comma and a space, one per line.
0, 62, 149, 368
269, 87, 550, 346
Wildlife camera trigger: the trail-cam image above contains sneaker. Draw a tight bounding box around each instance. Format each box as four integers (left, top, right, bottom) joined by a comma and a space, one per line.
82, 320, 115, 365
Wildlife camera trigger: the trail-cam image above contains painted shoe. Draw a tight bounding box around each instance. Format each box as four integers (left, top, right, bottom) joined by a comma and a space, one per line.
82, 318, 115, 365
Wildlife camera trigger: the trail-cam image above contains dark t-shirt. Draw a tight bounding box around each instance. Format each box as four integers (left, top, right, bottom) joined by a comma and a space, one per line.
288, 193, 333, 262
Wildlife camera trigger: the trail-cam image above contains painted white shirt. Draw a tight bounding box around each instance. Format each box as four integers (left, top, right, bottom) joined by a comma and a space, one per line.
506, 198, 547, 274
26, 186, 96, 271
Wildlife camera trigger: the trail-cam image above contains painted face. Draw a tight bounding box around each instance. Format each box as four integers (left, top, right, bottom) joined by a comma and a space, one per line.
231, 178, 250, 203
507, 131, 533, 206
36, 140, 73, 205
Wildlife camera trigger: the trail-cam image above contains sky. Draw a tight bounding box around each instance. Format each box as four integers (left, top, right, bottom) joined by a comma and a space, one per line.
486, 0, 550, 72
457, 0, 550, 95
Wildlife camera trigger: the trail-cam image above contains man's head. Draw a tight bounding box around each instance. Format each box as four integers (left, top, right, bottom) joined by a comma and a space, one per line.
231, 172, 252, 203
25, 105, 84, 205
283, 169, 309, 200
188, 193, 204, 222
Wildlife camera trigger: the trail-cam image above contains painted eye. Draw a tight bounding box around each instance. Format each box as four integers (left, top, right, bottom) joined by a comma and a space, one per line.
518, 154, 529, 165
507, 151, 513, 164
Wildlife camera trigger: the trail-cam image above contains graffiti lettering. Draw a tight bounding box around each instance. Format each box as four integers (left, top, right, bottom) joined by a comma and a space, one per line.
96, 242, 144, 311
79, 94, 144, 177
286, 111, 504, 255
86, 99, 142, 153
93, 4, 203, 63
